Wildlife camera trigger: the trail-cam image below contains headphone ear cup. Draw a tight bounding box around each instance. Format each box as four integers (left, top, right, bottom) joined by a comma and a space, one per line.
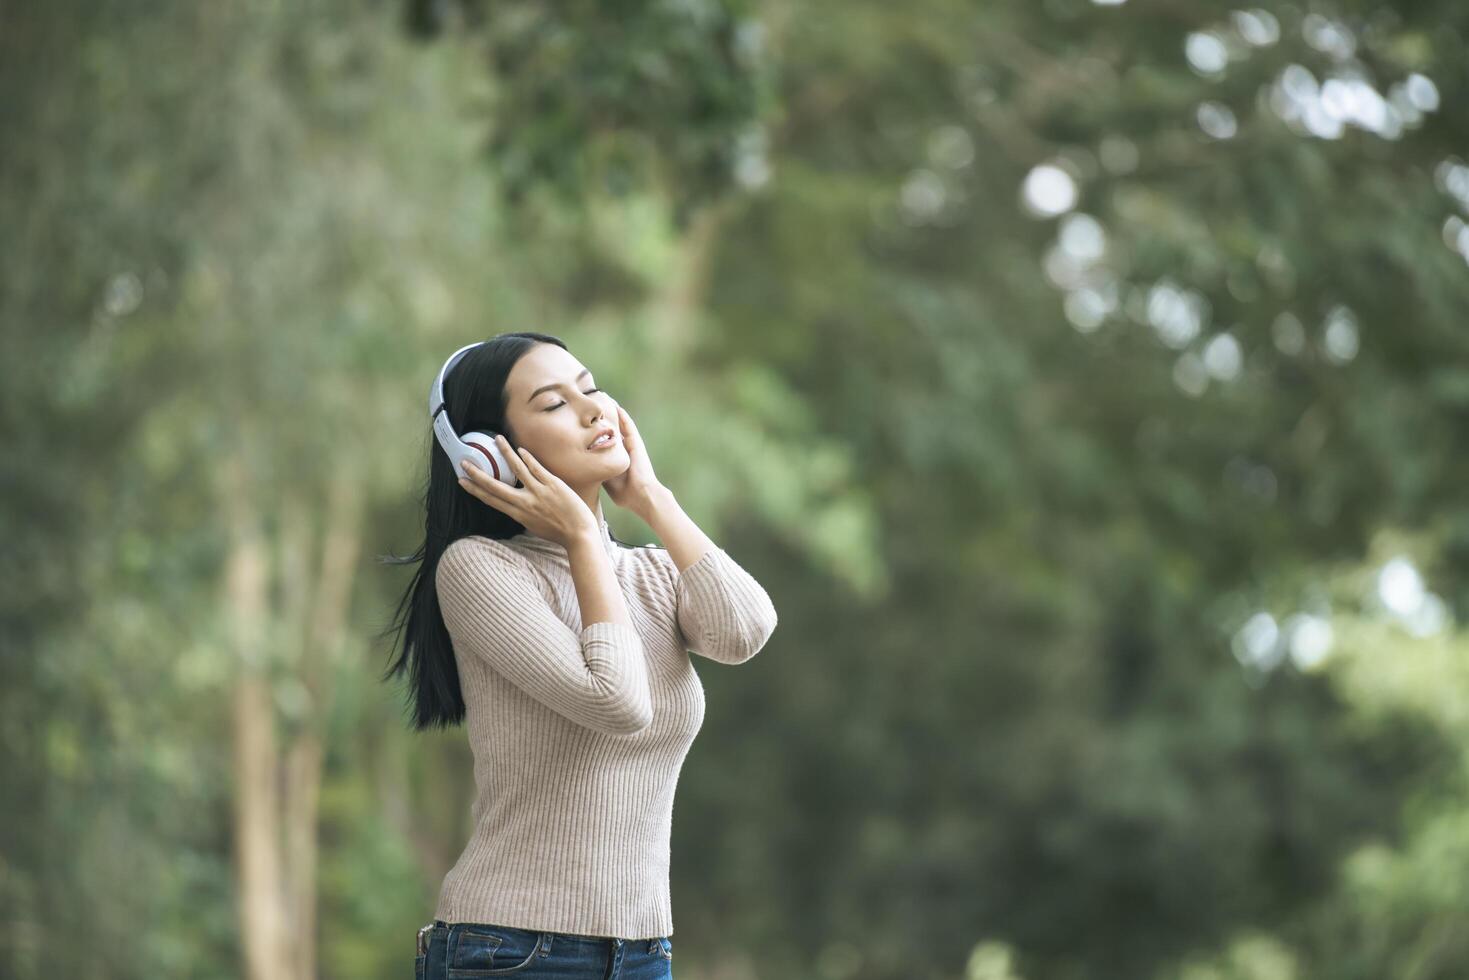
459, 431, 520, 487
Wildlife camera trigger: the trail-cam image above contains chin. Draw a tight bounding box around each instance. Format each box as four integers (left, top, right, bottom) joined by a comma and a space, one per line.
598, 450, 631, 472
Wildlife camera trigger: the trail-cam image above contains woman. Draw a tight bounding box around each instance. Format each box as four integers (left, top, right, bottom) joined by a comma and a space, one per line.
381, 332, 779, 979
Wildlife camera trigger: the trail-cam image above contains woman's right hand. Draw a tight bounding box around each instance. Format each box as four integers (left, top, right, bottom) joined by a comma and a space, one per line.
459, 434, 600, 549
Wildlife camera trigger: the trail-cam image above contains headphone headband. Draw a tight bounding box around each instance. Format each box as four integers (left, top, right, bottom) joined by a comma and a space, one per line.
429, 341, 483, 419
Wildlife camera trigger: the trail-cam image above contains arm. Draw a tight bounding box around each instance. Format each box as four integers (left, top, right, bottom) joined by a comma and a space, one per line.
435, 536, 653, 735
638, 487, 779, 665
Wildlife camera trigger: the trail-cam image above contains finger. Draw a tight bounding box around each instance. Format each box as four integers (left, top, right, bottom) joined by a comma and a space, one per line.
494, 435, 539, 488
459, 472, 525, 520
515, 445, 558, 485
458, 473, 492, 506
462, 459, 527, 504
462, 459, 511, 495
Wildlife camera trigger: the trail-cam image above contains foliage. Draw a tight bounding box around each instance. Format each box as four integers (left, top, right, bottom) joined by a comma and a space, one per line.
3, 1, 1468, 978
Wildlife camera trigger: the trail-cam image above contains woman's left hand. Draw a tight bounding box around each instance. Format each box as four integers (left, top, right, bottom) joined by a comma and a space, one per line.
603, 404, 664, 515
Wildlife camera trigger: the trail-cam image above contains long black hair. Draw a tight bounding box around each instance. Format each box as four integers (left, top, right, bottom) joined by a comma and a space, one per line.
376, 331, 576, 731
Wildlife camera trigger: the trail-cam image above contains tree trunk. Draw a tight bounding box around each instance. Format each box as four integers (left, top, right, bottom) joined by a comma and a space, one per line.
650, 198, 732, 361
284, 471, 363, 980
223, 448, 292, 980
226, 455, 363, 980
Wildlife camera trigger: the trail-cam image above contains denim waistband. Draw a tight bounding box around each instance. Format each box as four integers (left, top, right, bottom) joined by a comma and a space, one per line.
421, 919, 665, 957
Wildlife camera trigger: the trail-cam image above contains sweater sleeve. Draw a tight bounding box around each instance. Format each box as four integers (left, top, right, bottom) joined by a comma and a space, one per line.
655, 546, 779, 665
435, 536, 654, 736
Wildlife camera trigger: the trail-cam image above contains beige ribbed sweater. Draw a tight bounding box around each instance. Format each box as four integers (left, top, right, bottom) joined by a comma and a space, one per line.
431, 515, 778, 940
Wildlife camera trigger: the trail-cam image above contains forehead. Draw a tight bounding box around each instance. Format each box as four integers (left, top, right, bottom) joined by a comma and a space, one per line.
507, 344, 590, 398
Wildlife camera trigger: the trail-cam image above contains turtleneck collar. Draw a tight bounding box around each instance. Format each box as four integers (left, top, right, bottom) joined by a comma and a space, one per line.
511, 513, 617, 558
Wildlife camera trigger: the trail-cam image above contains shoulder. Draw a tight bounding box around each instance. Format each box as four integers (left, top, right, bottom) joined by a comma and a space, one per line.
441, 533, 524, 565
436, 535, 534, 591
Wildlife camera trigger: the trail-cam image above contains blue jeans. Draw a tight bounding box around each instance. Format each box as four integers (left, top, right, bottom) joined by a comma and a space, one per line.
416, 919, 674, 979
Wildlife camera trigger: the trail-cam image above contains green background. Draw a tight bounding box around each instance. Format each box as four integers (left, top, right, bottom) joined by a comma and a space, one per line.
4, 1, 1469, 977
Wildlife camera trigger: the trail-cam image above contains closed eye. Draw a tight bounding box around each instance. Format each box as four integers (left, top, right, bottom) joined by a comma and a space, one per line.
544, 388, 602, 411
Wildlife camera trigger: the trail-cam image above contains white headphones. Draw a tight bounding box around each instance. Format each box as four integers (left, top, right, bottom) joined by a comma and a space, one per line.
429, 342, 521, 487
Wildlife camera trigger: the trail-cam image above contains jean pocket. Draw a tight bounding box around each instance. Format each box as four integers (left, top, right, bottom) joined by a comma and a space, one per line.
656, 936, 673, 959
448, 923, 546, 976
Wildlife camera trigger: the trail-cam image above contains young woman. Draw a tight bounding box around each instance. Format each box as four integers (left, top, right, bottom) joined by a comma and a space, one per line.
381, 331, 778, 979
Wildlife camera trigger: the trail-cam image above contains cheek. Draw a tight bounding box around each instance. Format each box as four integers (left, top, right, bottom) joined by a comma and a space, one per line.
535, 419, 595, 458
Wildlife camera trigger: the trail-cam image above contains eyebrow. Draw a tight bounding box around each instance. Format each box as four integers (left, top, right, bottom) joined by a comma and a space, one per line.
526, 369, 591, 403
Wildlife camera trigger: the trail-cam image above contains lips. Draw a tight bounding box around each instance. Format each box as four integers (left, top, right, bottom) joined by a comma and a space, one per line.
587, 426, 617, 449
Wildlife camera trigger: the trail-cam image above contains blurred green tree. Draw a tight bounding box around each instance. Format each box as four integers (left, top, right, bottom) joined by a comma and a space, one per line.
4, 1, 1469, 978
